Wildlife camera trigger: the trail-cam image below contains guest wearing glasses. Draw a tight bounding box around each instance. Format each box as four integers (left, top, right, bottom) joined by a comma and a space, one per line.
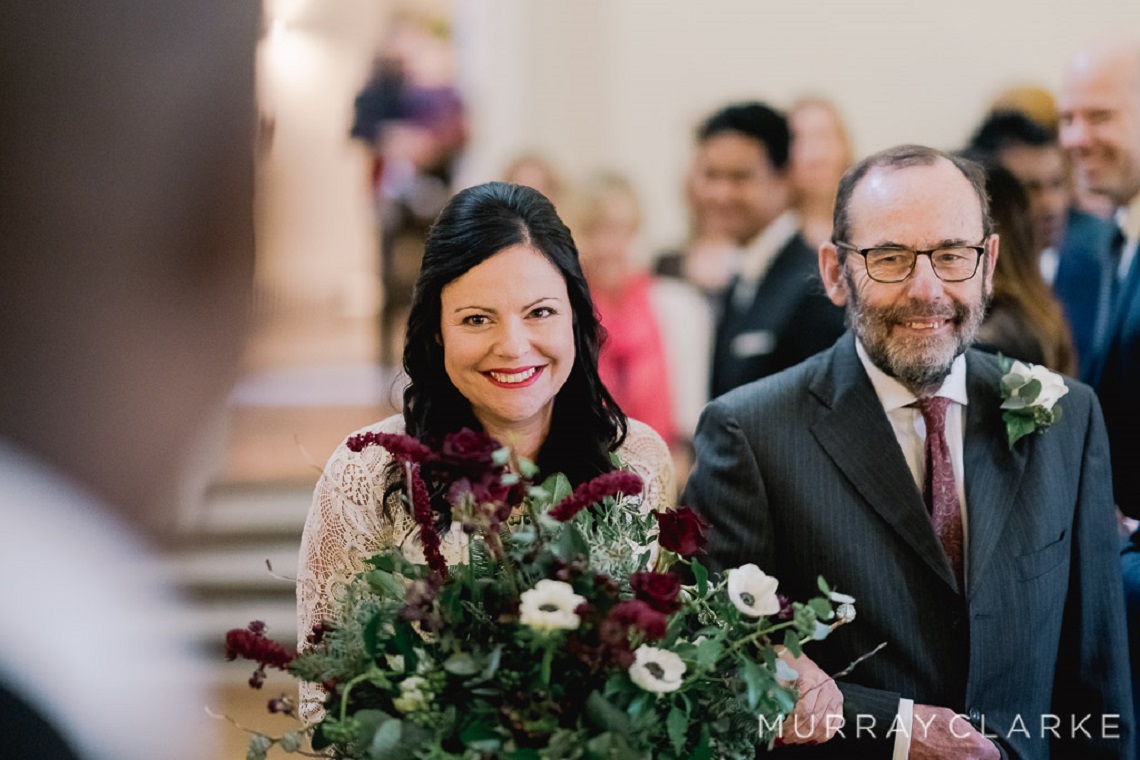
685, 145, 1133, 757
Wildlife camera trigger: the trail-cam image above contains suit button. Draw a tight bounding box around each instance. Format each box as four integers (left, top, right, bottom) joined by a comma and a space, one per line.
968, 707, 981, 723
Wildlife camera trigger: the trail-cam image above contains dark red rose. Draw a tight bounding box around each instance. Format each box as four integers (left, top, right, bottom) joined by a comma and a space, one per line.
630, 571, 682, 614
440, 428, 500, 470
611, 599, 667, 641
653, 506, 709, 557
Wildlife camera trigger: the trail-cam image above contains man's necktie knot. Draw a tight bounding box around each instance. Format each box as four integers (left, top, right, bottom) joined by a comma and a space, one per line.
912, 395, 951, 436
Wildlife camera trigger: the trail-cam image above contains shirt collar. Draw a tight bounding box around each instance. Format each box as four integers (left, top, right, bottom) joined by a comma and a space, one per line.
738, 210, 802, 283
1118, 191, 1140, 244
855, 338, 969, 412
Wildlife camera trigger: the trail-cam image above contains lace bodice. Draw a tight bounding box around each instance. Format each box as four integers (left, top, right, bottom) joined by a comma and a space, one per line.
295, 415, 674, 720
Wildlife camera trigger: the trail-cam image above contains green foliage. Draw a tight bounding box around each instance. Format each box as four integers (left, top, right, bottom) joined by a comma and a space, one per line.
229, 453, 849, 759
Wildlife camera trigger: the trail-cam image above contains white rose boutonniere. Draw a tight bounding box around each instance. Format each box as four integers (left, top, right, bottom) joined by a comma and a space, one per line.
999, 356, 1068, 449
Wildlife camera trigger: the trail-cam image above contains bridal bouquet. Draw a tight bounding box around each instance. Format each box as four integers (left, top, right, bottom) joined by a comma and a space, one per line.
225, 429, 853, 759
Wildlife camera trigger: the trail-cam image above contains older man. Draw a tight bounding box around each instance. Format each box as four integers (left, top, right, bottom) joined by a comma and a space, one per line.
685, 145, 1134, 758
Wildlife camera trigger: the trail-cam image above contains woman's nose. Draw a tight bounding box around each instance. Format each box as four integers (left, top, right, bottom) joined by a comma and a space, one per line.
492, 318, 529, 357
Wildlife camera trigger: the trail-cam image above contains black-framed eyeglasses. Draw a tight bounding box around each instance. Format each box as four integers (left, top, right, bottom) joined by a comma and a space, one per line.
834, 241, 986, 283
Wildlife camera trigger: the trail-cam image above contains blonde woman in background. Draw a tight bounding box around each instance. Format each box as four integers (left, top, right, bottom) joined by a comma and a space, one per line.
788, 97, 854, 250
574, 173, 711, 475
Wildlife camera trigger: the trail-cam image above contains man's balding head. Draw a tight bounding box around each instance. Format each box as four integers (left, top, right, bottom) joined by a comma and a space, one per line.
1059, 38, 1140, 207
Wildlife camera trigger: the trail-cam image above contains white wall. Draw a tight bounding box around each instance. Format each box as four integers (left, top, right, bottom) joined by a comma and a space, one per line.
458, 0, 1140, 251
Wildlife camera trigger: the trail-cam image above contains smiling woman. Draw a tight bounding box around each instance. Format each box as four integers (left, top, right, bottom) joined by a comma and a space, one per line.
439, 244, 576, 460
296, 182, 675, 721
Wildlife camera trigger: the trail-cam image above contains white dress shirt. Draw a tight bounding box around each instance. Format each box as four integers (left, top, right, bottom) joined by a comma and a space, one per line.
855, 340, 970, 759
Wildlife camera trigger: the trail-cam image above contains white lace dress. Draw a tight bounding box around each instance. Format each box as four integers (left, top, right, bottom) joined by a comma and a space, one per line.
295, 415, 674, 721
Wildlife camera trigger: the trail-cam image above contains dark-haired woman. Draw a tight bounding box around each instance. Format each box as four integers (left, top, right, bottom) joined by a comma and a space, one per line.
296, 182, 674, 719
974, 163, 1077, 375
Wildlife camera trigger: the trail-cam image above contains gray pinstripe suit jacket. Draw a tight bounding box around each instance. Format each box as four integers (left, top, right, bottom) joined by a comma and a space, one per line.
684, 333, 1135, 759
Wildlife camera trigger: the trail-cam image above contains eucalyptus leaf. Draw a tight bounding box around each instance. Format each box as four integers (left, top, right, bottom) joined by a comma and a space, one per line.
364, 569, 404, 600
781, 629, 803, 659
691, 558, 708, 597
367, 717, 403, 757
739, 657, 765, 710
1020, 378, 1042, 404
586, 690, 632, 735
667, 707, 689, 756
443, 652, 480, 676
557, 521, 590, 562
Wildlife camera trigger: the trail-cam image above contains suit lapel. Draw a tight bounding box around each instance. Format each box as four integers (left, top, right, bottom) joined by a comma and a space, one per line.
809, 336, 960, 589
961, 352, 1027, 597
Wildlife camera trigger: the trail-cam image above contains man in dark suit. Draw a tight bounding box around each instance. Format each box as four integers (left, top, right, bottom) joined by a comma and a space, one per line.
1058, 37, 1140, 751
685, 145, 1134, 758
695, 103, 845, 399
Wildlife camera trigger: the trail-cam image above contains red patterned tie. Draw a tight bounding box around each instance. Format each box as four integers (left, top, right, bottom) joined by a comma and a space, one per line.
912, 396, 964, 588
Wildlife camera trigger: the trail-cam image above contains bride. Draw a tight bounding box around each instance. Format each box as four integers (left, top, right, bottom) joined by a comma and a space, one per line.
296, 181, 674, 718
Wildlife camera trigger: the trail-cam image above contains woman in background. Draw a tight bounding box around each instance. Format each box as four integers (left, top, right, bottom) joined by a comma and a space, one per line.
975, 162, 1077, 375
574, 172, 711, 463
788, 97, 853, 250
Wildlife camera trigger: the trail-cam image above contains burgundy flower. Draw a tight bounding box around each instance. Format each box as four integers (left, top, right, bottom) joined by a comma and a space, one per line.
306, 621, 333, 646
548, 471, 644, 522
630, 571, 682, 614
345, 431, 435, 463
225, 621, 296, 689
440, 428, 500, 471
653, 506, 709, 557
408, 463, 449, 580
611, 600, 667, 641
775, 593, 794, 622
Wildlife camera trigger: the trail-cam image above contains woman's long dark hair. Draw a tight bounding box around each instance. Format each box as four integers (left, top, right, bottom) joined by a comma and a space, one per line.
395, 182, 627, 522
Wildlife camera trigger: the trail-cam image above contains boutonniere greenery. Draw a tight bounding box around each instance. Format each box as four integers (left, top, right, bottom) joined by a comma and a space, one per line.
998, 356, 1069, 449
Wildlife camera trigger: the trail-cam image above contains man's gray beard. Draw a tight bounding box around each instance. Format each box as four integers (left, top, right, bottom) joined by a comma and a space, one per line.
844, 272, 989, 396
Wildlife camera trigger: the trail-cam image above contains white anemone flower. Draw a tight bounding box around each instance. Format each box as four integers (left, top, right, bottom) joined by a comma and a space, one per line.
629, 645, 686, 693
519, 579, 586, 633
726, 564, 781, 617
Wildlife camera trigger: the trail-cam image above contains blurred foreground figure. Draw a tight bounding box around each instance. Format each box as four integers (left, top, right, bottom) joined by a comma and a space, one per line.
0, 2, 258, 758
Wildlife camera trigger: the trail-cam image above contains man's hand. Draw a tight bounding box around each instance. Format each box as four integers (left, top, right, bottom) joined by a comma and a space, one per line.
775, 650, 844, 746
910, 705, 1000, 759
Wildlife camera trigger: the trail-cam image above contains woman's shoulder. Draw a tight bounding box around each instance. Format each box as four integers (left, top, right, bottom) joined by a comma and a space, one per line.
618, 418, 676, 510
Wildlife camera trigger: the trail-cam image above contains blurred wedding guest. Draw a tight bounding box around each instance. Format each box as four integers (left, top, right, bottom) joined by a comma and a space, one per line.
966, 111, 1072, 282
684, 102, 844, 398
973, 163, 1078, 375
989, 84, 1061, 132
1059, 39, 1140, 745
788, 97, 854, 250
988, 85, 1116, 220
574, 172, 712, 456
502, 152, 567, 211
351, 11, 467, 368
654, 173, 743, 308
0, 2, 257, 758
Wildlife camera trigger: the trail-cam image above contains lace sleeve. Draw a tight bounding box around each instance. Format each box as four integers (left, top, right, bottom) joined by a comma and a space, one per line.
295, 415, 411, 722
618, 419, 676, 512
